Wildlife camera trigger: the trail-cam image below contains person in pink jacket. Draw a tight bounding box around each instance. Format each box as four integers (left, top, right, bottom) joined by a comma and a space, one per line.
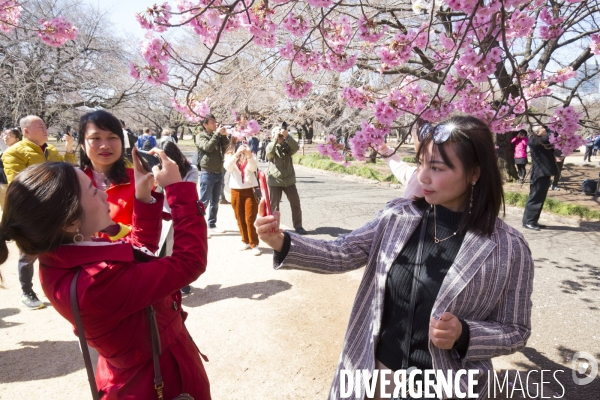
511, 129, 529, 183
0, 149, 211, 399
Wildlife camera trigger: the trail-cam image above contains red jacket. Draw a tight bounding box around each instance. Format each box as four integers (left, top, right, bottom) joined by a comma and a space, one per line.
84, 167, 136, 228
39, 182, 211, 399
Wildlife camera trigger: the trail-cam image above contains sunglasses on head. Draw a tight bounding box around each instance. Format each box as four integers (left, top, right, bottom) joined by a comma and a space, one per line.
418, 122, 469, 144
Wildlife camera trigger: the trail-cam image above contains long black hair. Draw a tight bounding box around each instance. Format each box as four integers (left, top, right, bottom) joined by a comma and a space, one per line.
415, 115, 504, 236
158, 141, 192, 179
78, 110, 130, 184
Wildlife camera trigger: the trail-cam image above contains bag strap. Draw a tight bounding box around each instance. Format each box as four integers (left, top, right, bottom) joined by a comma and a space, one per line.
70, 269, 100, 400
401, 207, 430, 370
147, 306, 165, 400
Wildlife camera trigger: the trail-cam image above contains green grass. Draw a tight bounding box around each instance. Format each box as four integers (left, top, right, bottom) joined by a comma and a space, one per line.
504, 191, 600, 220
295, 154, 600, 221
293, 153, 400, 184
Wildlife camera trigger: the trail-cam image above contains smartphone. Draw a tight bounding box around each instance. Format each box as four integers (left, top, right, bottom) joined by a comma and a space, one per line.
257, 170, 272, 216
135, 150, 161, 172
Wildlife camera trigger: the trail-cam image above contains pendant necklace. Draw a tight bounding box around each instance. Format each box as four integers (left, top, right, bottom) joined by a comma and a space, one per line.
433, 205, 459, 244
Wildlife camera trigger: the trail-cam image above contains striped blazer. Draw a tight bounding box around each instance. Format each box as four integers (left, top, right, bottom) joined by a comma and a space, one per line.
276, 198, 534, 400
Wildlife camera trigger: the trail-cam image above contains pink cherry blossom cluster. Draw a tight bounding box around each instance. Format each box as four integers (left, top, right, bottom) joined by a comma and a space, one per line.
357, 15, 387, 43
377, 32, 416, 72
282, 12, 310, 36
305, 0, 334, 8
230, 119, 261, 140
546, 106, 583, 155
322, 16, 352, 52
590, 34, 600, 55
420, 101, 455, 122
316, 135, 345, 162
285, 78, 313, 99
539, 8, 564, 40
36, 17, 78, 47
550, 67, 577, 84
131, 35, 172, 86
171, 97, 211, 123
349, 120, 389, 161
135, 3, 171, 33
443, 0, 479, 14
341, 87, 373, 108
373, 83, 428, 125
175, 1, 227, 45
0, 0, 21, 33
504, 9, 536, 39
323, 51, 357, 72
240, 3, 277, 48
455, 47, 503, 83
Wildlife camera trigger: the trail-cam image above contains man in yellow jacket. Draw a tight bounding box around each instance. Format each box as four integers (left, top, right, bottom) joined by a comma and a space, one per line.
2, 115, 76, 309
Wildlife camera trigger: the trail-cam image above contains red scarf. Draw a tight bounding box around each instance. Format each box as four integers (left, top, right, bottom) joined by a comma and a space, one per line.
236, 158, 248, 183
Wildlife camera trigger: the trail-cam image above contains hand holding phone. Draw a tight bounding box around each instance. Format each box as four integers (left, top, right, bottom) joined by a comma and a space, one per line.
257, 170, 272, 216
254, 171, 284, 251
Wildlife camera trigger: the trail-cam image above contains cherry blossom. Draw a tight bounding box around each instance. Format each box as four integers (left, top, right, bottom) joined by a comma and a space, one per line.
282, 12, 310, 36
549, 67, 577, 84
590, 34, 600, 55
0, 0, 21, 33
349, 120, 389, 161
539, 8, 564, 40
317, 135, 346, 162
322, 51, 357, 72
547, 107, 583, 155
37, 17, 78, 47
341, 87, 373, 108
357, 15, 387, 43
171, 97, 211, 123
285, 78, 313, 99
305, 0, 334, 8
135, 2, 171, 32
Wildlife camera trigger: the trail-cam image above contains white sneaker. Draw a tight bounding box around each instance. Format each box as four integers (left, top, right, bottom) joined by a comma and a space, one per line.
239, 243, 251, 251
251, 247, 262, 256
209, 227, 225, 234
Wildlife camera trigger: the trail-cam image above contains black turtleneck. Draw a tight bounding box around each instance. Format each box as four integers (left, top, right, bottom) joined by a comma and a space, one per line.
376, 205, 469, 372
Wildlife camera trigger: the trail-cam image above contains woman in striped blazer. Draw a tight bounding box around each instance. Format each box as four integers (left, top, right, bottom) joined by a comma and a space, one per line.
256, 116, 534, 400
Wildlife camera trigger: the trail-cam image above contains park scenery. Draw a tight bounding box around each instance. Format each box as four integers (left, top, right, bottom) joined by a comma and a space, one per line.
0, 0, 599, 399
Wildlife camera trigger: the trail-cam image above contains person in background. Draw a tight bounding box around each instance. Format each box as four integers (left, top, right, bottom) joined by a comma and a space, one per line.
593, 134, 600, 158
255, 116, 534, 400
522, 126, 557, 231
78, 110, 135, 240
583, 133, 594, 162
158, 141, 199, 294
511, 129, 529, 184
0, 155, 211, 399
2, 115, 76, 309
224, 137, 261, 256
266, 125, 307, 235
0, 128, 22, 210
137, 127, 157, 150
551, 149, 564, 191
259, 131, 271, 162
119, 119, 138, 161
160, 127, 178, 145
248, 134, 259, 160
196, 113, 230, 235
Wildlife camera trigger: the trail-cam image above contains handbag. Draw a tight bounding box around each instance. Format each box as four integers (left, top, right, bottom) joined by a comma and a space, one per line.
70, 270, 194, 400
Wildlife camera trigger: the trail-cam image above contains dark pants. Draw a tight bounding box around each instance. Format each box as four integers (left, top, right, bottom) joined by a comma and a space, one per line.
552, 161, 564, 188
199, 170, 223, 228
522, 175, 552, 225
516, 164, 527, 180
18, 252, 37, 294
584, 146, 593, 162
269, 184, 303, 229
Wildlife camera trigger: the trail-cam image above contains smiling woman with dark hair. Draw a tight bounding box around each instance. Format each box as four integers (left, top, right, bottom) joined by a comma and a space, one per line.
78, 110, 135, 239
256, 115, 534, 400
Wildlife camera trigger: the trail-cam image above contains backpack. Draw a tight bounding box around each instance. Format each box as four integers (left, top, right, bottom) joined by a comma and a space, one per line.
582, 179, 598, 196
142, 136, 153, 151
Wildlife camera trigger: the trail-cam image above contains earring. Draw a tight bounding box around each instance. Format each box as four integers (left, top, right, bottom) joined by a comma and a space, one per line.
469, 182, 475, 214
73, 229, 84, 243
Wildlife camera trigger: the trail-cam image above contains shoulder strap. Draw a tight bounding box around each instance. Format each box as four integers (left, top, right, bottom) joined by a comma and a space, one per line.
147, 306, 165, 399
70, 269, 100, 400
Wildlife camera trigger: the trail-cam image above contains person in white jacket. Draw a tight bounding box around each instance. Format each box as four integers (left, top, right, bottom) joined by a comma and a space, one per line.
379, 127, 424, 200
224, 138, 261, 256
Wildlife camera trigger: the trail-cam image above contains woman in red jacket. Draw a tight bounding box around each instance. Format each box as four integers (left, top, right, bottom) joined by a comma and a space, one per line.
78, 110, 136, 239
0, 150, 211, 399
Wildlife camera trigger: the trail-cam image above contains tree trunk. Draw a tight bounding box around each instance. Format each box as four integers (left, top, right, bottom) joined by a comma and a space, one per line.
496, 133, 519, 182
366, 148, 377, 164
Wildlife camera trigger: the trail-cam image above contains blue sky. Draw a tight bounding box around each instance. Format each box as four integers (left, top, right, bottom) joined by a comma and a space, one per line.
86, 0, 150, 40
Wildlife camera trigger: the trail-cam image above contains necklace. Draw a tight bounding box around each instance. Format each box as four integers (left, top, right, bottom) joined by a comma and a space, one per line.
433, 205, 459, 244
